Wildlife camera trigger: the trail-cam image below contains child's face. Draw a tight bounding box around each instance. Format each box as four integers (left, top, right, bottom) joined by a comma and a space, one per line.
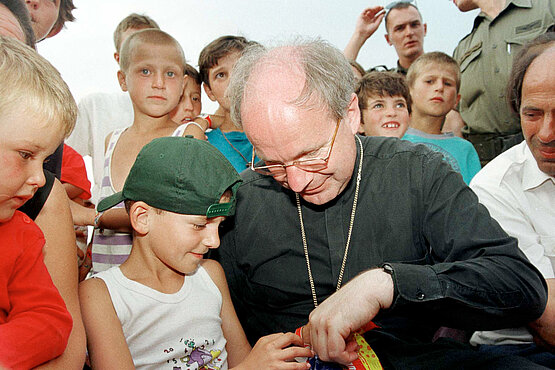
0, 108, 63, 222
118, 43, 185, 119
204, 51, 241, 112
360, 94, 410, 138
148, 193, 231, 274
169, 79, 202, 124
24, 0, 60, 41
410, 64, 460, 118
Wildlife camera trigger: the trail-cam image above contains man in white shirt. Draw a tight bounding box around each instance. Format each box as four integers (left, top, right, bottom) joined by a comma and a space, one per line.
66, 13, 158, 202
469, 33, 554, 367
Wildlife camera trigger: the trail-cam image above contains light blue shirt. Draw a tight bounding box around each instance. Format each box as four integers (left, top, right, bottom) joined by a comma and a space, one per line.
403, 128, 481, 184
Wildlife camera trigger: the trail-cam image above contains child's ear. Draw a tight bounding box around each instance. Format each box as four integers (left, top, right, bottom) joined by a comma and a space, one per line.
114, 52, 120, 64
117, 70, 128, 92
346, 93, 362, 135
203, 83, 217, 102
453, 93, 461, 110
129, 201, 150, 235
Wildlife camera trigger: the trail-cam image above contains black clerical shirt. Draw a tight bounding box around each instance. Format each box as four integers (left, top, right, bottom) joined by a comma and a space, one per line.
215, 135, 547, 346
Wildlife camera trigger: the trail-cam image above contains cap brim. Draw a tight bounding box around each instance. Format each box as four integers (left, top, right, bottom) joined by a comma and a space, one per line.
97, 192, 126, 212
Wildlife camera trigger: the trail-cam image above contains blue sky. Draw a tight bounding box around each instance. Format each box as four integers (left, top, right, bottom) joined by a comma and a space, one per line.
38, 0, 479, 112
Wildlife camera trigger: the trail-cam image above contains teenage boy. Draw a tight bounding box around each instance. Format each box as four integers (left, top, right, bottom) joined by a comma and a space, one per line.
355, 71, 410, 138
80, 137, 312, 369
0, 34, 74, 370
67, 13, 160, 203
404, 51, 480, 184
90, 29, 188, 274
198, 35, 258, 172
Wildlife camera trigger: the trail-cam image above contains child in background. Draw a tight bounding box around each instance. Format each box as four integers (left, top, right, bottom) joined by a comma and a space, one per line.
170, 64, 202, 125
90, 29, 189, 274
67, 13, 160, 204
0, 35, 73, 369
60, 143, 94, 273
80, 137, 312, 369
170, 64, 225, 141
355, 71, 411, 138
404, 52, 480, 184
24, 0, 75, 42
199, 35, 259, 172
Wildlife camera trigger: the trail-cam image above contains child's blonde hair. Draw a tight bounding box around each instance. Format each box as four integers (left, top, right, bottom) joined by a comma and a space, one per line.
113, 13, 159, 54
0, 35, 76, 138
119, 29, 185, 73
406, 51, 461, 92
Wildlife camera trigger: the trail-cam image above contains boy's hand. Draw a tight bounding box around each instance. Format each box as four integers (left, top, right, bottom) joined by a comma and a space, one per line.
78, 239, 93, 282
235, 332, 313, 370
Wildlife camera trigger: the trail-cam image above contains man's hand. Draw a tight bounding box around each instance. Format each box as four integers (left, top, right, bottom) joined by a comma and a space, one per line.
307, 268, 394, 364
344, 7, 386, 61
356, 7, 386, 40
528, 278, 555, 351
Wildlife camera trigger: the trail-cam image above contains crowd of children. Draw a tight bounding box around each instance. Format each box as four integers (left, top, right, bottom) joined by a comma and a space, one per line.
1, 2, 552, 369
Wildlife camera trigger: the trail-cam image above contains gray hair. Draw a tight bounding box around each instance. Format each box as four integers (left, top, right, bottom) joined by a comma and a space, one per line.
227, 37, 356, 128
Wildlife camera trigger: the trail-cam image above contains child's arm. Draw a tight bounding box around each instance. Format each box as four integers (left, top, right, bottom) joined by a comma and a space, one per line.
202, 260, 312, 369
0, 217, 73, 369
91, 131, 132, 232
33, 180, 87, 369
182, 113, 226, 140
95, 208, 133, 233
79, 278, 135, 370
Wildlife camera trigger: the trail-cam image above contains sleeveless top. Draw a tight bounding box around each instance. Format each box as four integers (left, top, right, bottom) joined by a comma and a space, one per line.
91, 124, 189, 274
94, 266, 228, 370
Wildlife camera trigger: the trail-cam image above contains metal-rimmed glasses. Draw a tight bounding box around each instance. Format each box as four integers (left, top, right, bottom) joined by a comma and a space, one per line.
248, 118, 341, 177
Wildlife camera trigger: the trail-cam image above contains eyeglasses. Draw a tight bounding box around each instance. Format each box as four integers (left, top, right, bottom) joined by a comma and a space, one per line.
385, 0, 416, 10
249, 118, 341, 177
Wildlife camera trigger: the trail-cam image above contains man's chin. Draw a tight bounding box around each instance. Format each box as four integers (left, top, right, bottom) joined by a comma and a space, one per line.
300, 188, 339, 205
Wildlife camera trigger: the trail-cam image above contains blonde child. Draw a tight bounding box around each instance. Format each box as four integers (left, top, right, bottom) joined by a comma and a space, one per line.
90, 29, 190, 274
0, 35, 74, 369
404, 51, 480, 184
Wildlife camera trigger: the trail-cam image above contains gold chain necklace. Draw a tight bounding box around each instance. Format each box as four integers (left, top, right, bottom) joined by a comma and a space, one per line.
220, 129, 250, 167
295, 135, 363, 308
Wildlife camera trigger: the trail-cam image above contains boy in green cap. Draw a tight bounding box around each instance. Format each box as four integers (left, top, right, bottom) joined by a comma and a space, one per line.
79, 136, 312, 369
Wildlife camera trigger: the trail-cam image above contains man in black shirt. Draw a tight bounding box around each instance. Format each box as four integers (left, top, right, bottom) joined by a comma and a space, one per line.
217, 38, 548, 369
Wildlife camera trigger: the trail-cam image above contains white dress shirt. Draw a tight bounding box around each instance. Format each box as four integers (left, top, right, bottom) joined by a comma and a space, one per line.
469, 141, 554, 345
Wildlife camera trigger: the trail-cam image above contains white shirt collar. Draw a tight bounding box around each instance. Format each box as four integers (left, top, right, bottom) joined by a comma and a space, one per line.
523, 144, 555, 191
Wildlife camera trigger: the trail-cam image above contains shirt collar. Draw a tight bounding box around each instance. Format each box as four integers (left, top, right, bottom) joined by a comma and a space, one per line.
395, 60, 408, 75
523, 143, 554, 191
474, 0, 532, 27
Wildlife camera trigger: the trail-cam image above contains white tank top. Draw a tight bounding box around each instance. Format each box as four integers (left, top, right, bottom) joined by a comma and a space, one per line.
95, 266, 228, 370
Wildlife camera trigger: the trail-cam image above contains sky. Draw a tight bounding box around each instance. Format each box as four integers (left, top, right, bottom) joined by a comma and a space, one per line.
37, 0, 479, 113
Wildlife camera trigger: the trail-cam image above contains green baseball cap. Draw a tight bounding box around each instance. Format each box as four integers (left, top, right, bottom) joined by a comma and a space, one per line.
97, 136, 242, 217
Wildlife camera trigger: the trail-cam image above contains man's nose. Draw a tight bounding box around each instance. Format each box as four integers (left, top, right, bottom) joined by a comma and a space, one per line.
537, 111, 555, 144
285, 165, 311, 193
